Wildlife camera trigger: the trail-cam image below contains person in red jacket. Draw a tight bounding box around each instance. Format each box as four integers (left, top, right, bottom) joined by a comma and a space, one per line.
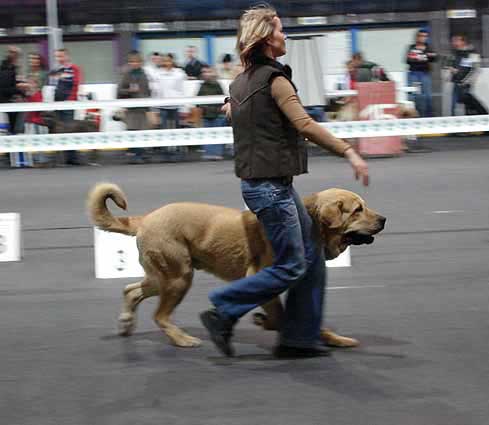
24, 74, 50, 166
51, 48, 83, 164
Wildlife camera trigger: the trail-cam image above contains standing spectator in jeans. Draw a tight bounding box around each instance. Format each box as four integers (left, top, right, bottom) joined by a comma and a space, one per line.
183, 46, 204, 79
21, 53, 49, 167
406, 29, 437, 117
51, 48, 83, 165
150, 54, 186, 161
448, 34, 487, 116
197, 65, 226, 160
117, 50, 151, 164
151, 54, 186, 129
144, 52, 161, 93
23, 77, 49, 167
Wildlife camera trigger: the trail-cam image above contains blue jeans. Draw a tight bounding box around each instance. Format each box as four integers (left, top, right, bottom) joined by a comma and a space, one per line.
209, 178, 327, 348
159, 108, 179, 129
451, 85, 460, 116
408, 71, 433, 117
203, 117, 226, 156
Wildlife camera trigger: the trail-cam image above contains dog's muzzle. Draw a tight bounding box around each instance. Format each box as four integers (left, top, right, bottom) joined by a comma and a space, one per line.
345, 216, 386, 246
345, 231, 375, 245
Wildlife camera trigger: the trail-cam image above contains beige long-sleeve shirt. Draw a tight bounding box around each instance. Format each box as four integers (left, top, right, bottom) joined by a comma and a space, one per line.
270, 76, 351, 156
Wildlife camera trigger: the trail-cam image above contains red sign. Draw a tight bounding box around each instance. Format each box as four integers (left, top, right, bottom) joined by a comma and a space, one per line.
356, 81, 402, 156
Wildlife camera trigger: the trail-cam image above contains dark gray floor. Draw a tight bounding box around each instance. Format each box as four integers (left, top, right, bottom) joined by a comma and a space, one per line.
1, 146, 489, 425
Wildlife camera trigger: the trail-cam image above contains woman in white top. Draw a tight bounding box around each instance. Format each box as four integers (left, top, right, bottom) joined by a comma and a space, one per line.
150, 54, 186, 129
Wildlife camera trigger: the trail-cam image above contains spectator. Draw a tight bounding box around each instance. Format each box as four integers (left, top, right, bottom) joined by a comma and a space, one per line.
167, 53, 180, 68
334, 60, 358, 122
117, 50, 151, 164
51, 48, 83, 165
183, 45, 204, 79
351, 52, 390, 82
448, 34, 487, 116
340, 60, 357, 90
197, 65, 226, 160
406, 29, 437, 117
52, 48, 82, 116
151, 53, 186, 129
0, 46, 31, 167
26, 53, 48, 91
149, 51, 161, 69
0, 46, 23, 135
217, 54, 235, 79
144, 51, 161, 85
22, 53, 50, 167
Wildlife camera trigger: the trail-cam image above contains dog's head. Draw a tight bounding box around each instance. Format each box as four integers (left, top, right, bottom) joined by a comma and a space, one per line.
305, 188, 386, 260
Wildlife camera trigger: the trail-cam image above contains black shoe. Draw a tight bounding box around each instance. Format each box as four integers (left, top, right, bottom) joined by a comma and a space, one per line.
199, 309, 236, 357
273, 344, 332, 359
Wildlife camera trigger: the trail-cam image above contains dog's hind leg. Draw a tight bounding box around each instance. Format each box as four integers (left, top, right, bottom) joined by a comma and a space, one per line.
118, 278, 159, 336
146, 249, 201, 347
153, 270, 201, 347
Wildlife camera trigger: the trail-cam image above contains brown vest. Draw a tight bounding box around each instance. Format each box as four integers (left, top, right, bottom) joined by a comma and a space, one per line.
229, 62, 308, 179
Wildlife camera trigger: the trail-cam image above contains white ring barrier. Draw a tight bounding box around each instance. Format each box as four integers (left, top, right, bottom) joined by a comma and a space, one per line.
0, 95, 227, 113
0, 86, 419, 113
0, 115, 487, 153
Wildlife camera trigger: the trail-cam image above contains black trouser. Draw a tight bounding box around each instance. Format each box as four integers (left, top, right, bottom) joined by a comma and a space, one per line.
7, 112, 19, 134
456, 85, 488, 115
57, 110, 79, 164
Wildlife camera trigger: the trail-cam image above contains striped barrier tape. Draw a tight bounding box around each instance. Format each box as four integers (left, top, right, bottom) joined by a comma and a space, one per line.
0, 115, 488, 153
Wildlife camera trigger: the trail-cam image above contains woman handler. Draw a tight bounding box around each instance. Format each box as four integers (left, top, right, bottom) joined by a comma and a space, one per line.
200, 6, 369, 358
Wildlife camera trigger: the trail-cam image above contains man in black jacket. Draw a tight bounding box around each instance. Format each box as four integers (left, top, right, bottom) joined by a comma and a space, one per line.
406, 29, 437, 117
448, 34, 487, 116
183, 46, 204, 79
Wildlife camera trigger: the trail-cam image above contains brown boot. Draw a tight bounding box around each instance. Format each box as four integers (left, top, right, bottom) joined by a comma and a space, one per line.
320, 329, 359, 348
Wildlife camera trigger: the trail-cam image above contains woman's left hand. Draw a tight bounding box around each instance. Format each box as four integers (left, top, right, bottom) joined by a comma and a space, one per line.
345, 148, 369, 186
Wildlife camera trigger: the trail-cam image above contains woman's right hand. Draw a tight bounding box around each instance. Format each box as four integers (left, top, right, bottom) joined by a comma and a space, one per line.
345, 148, 369, 186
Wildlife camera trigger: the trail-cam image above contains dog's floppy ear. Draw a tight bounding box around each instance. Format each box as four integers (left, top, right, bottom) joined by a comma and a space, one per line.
319, 201, 344, 229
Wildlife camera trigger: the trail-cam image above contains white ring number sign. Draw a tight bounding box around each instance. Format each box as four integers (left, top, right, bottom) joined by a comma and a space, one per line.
94, 228, 144, 279
0, 213, 21, 262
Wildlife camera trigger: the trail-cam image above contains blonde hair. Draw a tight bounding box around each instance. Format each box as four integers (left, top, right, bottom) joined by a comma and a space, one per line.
236, 5, 278, 69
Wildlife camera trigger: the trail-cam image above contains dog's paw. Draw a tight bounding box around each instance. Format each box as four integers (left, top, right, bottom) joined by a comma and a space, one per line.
252, 312, 279, 330
118, 313, 136, 337
173, 335, 202, 348
320, 329, 359, 348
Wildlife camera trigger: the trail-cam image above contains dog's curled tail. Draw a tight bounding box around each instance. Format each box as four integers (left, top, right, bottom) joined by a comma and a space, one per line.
87, 183, 141, 236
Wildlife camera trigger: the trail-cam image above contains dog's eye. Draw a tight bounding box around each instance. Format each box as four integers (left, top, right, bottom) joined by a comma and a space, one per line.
354, 205, 364, 214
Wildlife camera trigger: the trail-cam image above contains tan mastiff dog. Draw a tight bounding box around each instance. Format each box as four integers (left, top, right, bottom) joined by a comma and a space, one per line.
88, 183, 385, 348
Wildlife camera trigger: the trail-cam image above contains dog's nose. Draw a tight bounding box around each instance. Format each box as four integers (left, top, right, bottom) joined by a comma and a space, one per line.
378, 215, 386, 228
